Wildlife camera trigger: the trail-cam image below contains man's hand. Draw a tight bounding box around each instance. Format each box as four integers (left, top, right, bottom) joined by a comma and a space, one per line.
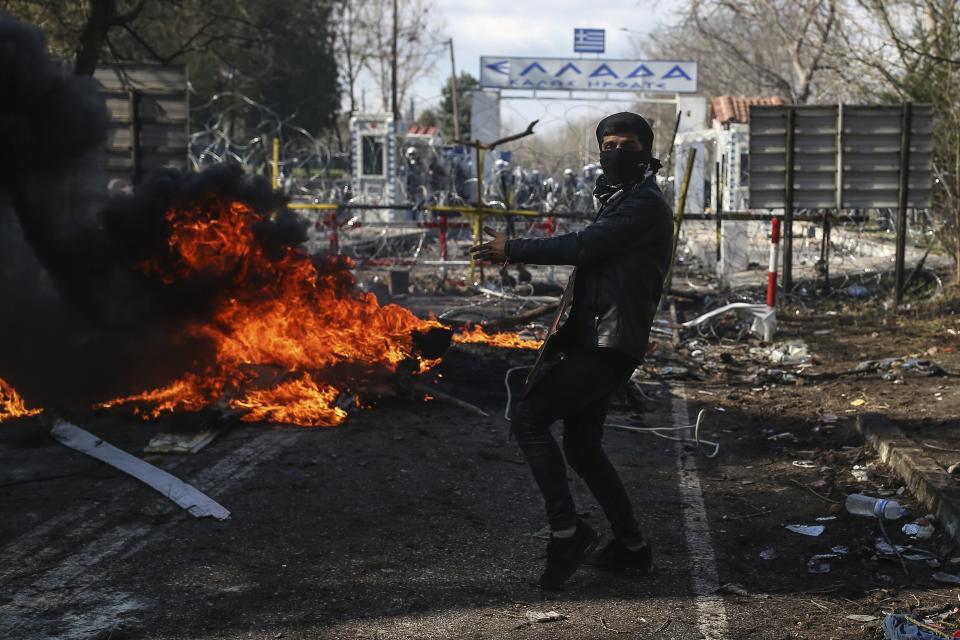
470, 226, 508, 263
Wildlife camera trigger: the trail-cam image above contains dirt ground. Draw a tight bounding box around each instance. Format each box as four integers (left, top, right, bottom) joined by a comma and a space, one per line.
3, 270, 960, 640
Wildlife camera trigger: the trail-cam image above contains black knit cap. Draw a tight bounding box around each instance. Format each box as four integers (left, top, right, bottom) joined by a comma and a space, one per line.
595, 112, 654, 150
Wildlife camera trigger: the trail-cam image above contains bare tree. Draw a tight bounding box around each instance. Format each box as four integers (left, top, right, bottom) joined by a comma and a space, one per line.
839, 0, 960, 278
335, 0, 369, 114
644, 0, 843, 103
355, 0, 445, 113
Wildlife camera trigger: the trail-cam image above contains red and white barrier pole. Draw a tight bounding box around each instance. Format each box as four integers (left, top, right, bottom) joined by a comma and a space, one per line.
439, 214, 449, 281
767, 217, 781, 307
328, 211, 339, 255
438, 214, 448, 262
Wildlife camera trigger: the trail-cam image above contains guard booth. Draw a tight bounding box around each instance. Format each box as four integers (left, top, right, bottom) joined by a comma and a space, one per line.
349, 113, 399, 214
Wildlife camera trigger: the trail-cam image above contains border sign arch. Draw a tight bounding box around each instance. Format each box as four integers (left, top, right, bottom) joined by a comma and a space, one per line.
480, 57, 698, 94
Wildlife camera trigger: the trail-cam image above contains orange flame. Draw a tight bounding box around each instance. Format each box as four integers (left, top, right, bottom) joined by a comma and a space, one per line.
452, 324, 541, 350
0, 377, 42, 422
100, 199, 442, 426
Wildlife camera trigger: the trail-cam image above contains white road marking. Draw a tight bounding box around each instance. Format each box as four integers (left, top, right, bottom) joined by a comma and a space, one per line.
0, 429, 302, 640
671, 385, 731, 640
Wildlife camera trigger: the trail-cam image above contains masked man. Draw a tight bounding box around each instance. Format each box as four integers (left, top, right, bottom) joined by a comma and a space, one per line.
471, 112, 673, 590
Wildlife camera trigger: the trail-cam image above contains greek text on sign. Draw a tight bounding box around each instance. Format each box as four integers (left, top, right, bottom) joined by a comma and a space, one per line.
480, 57, 698, 93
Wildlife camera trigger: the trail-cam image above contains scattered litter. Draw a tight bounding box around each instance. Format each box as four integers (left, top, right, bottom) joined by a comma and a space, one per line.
760, 547, 778, 560
793, 460, 817, 469
846, 285, 871, 298
846, 614, 878, 622
875, 539, 938, 561
785, 524, 825, 537
851, 398, 867, 407
851, 465, 873, 482
817, 516, 838, 522
875, 540, 908, 555
820, 413, 839, 423
767, 341, 813, 366
752, 368, 798, 384
832, 546, 849, 554
144, 428, 224, 454
856, 357, 947, 378
768, 431, 798, 442
808, 554, 834, 573
657, 366, 690, 379
716, 583, 769, 598
50, 419, 231, 520
883, 612, 960, 640
932, 572, 960, 586
902, 516, 936, 541
525, 611, 566, 624
681, 302, 777, 342
846, 494, 907, 519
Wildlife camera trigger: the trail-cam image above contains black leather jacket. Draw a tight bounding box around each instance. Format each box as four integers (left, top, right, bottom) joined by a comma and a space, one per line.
505, 177, 673, 362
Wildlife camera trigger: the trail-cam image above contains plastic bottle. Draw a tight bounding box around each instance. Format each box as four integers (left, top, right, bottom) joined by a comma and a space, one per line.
845, 494, 908, 520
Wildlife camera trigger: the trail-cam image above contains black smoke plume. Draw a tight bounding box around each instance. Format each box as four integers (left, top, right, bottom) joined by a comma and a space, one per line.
0, 15, 308, 408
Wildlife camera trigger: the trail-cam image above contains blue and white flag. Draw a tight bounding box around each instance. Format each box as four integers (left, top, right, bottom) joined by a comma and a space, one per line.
574, 28, 605, 54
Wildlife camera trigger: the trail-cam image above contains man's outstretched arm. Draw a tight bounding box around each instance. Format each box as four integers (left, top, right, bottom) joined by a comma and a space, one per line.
471, 201, 660, 267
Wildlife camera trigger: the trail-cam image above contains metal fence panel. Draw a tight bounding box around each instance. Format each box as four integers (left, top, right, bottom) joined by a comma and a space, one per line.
841, 104, 932, 208
94, 64, 189, 189
748, 104, 932, 210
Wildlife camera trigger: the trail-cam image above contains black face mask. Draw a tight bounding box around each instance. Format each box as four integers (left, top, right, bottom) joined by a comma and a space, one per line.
598, 148, 659, 185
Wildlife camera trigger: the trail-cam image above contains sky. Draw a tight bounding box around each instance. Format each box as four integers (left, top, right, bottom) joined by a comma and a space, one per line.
399, 0, 677, 134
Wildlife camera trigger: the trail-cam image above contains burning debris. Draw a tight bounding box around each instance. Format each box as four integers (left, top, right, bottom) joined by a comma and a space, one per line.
92, 190, 450, 426
0, 378, 41, 422
452, 324, 542, 350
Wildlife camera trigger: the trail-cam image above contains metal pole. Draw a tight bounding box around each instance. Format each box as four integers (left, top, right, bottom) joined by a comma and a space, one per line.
664, 148, 697, 296
271, 137, 280, 191
715, 159, 722, 262
894, 101, 913, 306
470, 144, 485, 282
820, 212, 831, 294
129, 90, 142, 185
448, 38, 461, 141
391, 0, 399, 120
782, 108, 796, 294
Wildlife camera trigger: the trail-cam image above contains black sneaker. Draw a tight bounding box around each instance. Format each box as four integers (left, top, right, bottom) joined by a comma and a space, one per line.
539, 520, 600, 591
590, 539, 652, 573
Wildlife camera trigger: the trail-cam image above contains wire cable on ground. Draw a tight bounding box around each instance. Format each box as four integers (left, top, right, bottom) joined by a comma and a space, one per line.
502, 367, 719, 457
608, 409, 719, 459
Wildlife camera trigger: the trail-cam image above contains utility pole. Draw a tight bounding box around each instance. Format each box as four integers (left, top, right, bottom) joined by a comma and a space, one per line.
391, 0, 399, 120
448, 38, 461, 141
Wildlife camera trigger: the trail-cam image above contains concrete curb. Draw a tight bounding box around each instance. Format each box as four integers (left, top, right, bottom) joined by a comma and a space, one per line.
856, 412, 960, 544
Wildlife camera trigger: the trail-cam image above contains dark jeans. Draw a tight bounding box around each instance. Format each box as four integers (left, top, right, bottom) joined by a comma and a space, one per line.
512, 346, 642, 543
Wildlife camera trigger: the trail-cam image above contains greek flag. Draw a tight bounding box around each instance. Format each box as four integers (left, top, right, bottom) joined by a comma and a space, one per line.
574, 28, 605, 54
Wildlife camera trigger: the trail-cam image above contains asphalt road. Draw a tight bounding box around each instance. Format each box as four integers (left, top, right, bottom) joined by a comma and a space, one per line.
0, 342, 940, 639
